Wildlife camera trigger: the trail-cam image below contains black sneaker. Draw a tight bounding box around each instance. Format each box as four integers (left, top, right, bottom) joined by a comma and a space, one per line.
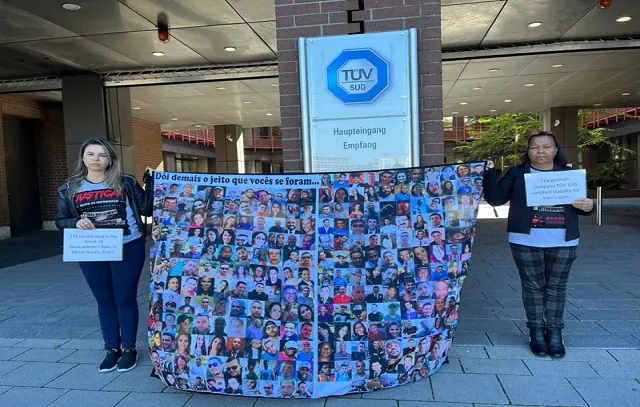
99, 349, 122, 373
117, 348, 138, 372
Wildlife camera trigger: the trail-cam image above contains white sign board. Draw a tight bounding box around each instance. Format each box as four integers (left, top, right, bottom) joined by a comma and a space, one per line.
63, 229, 124, 262
299, 29, 419, 172
524, 169, 587, 207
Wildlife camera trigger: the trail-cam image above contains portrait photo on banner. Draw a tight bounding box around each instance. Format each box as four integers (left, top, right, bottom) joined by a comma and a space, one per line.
147, 162, 484, 398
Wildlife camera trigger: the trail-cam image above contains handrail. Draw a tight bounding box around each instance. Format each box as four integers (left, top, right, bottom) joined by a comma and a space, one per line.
584, 107, 640, 129
161, 128, 283, 151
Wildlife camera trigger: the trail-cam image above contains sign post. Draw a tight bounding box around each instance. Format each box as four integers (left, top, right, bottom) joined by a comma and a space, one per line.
299, 29, 419, 172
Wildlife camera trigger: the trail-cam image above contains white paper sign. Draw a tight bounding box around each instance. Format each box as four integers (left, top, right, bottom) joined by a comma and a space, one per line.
524, 169, 587, 207
63, 229, 124, 262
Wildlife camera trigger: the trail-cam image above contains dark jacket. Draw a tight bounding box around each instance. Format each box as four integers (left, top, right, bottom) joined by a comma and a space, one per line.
483, 163, 593, 241
55, 173, 154, 237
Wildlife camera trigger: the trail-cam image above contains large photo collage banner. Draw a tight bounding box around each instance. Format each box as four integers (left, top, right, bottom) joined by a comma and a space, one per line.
148, 163, 484, 398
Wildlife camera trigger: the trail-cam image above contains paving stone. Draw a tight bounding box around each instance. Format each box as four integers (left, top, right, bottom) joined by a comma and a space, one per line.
588, 361, 640, 379
0, 361, 75, 387
0, 347, 27, 360
596, 320, 640, 335
0, 387, 67, 407
460, 358, 530, 375
569, 310, 640, 320
563, 333, 640, 349
13, 338, 70, 348
59, 339, 105, 350
431, 373, 508, 405
101, 366, 168, 393
255, 398, 324, 407
484, 346, 549, 360
456, 319, 522, 333
486, 331, 528, 346
513, 320, 610, 335
48, 389, 128, 407
451, 331, 491, 345
59, 349, 107, 364
400, 402, 472, 407
185, 393, 258, 407
524, 360, 600, 378
0, 361, 24, 377
115, 392, 192, 407
328, 398, 397, 407
438, 358, 464, 374
362, 378, 434, 401
608, 349, 640, 362
448, 346, 488, 359
0, 385, 11, 394
568, 377, 640, 407
11, 348, 75, 362
498, 375, 585, 406
567, 299, 639, 310
46, 364, 119, 390
559, 348, 618, 362
0, 338, 24, 347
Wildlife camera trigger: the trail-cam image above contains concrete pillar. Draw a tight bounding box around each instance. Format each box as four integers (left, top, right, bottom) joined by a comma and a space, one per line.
542, 106, 579, 168
214, 125, 245, 173
61, 75, 135, 174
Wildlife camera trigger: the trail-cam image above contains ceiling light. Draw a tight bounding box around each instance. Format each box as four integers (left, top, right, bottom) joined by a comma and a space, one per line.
552, 64, 564, 68
528, 22, 543, 28
62, 3, 81, 11
525, 83, 535, 87
460, 102, 468, 105
270, 83, 278, 87
451, 111, 459, 115
504, 99, 512, 103
616, 16, 632, 23
488, 68, 500, 72
152, 51, 165, 57
243, 101, 251, 104
594, 104, 602, 107
195, 125, 202, 128
224, 46, 237, 52
216, 86, 226, 90
266, 113, 273, 116
490, 109, 497, 112
472, 87, 483, 91
171, 118, 178, 121
622, 92, 631, 96
132, 107, 141, 110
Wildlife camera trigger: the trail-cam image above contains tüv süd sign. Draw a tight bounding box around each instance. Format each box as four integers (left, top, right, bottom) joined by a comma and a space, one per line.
327, 49, 390, 104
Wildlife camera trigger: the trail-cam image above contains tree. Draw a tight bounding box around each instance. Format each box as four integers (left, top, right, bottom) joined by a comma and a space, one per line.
454, 113, 542, 170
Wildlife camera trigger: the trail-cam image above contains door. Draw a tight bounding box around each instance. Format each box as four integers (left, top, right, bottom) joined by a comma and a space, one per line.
3, 116, 42, 235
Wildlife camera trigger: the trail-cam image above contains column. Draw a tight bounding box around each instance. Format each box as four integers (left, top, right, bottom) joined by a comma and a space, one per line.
61, 74, 135, 174
542, 106, 579, 168
214, 125, 245, 173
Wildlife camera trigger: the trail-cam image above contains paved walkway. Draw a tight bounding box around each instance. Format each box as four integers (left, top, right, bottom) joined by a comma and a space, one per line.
0, 208, 639, 406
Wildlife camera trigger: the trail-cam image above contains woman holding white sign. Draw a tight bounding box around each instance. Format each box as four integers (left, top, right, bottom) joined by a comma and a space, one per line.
56, 139, 153, 372
483, 132, 594, 359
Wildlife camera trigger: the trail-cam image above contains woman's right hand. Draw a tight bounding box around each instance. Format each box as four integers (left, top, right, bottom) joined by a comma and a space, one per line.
76, 218, 96, 230
486, 160, 495, 169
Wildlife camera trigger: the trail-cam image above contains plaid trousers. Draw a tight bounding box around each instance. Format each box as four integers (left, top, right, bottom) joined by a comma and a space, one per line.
510, 243, 578, 329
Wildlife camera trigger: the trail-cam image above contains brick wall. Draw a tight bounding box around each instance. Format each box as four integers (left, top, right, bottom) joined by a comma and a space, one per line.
36, 104, 68, 221
0, 95, 47, 227
275, 0, 443, 172
132, 118, 164, 184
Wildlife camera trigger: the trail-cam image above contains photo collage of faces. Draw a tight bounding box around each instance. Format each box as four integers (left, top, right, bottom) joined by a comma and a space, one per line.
147, 163, 483, 398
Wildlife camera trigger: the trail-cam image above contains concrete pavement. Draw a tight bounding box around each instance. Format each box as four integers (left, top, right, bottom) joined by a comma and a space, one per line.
0, 207, 639, 407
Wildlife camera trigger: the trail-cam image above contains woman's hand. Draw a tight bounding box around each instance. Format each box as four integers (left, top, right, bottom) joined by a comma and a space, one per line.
76, 218, 96, 230
486, 160, 495, 169
572, 198, 594, 212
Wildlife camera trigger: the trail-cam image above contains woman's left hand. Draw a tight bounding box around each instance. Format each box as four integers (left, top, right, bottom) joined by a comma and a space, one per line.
572, 198, 594, 212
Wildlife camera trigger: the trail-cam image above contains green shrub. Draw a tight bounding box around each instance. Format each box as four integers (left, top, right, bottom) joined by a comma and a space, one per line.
587, 162, 628, 190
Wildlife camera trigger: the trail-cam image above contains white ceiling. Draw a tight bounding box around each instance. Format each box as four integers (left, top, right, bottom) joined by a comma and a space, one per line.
442, 48, 640, 116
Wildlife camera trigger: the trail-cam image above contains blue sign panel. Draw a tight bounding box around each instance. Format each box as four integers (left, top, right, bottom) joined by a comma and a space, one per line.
327, 49, 390, 104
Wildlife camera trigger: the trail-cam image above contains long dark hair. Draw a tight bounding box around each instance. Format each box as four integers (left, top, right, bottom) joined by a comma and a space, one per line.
522, 132, 567, 167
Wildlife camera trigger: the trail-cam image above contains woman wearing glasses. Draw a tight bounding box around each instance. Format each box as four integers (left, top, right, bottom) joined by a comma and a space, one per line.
483, 132, 594, 359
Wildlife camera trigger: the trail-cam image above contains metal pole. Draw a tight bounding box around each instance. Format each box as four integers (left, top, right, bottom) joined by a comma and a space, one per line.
596, 186, 602, 226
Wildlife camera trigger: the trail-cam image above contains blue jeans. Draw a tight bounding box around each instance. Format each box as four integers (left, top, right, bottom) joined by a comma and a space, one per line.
80, 237, 146, 349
